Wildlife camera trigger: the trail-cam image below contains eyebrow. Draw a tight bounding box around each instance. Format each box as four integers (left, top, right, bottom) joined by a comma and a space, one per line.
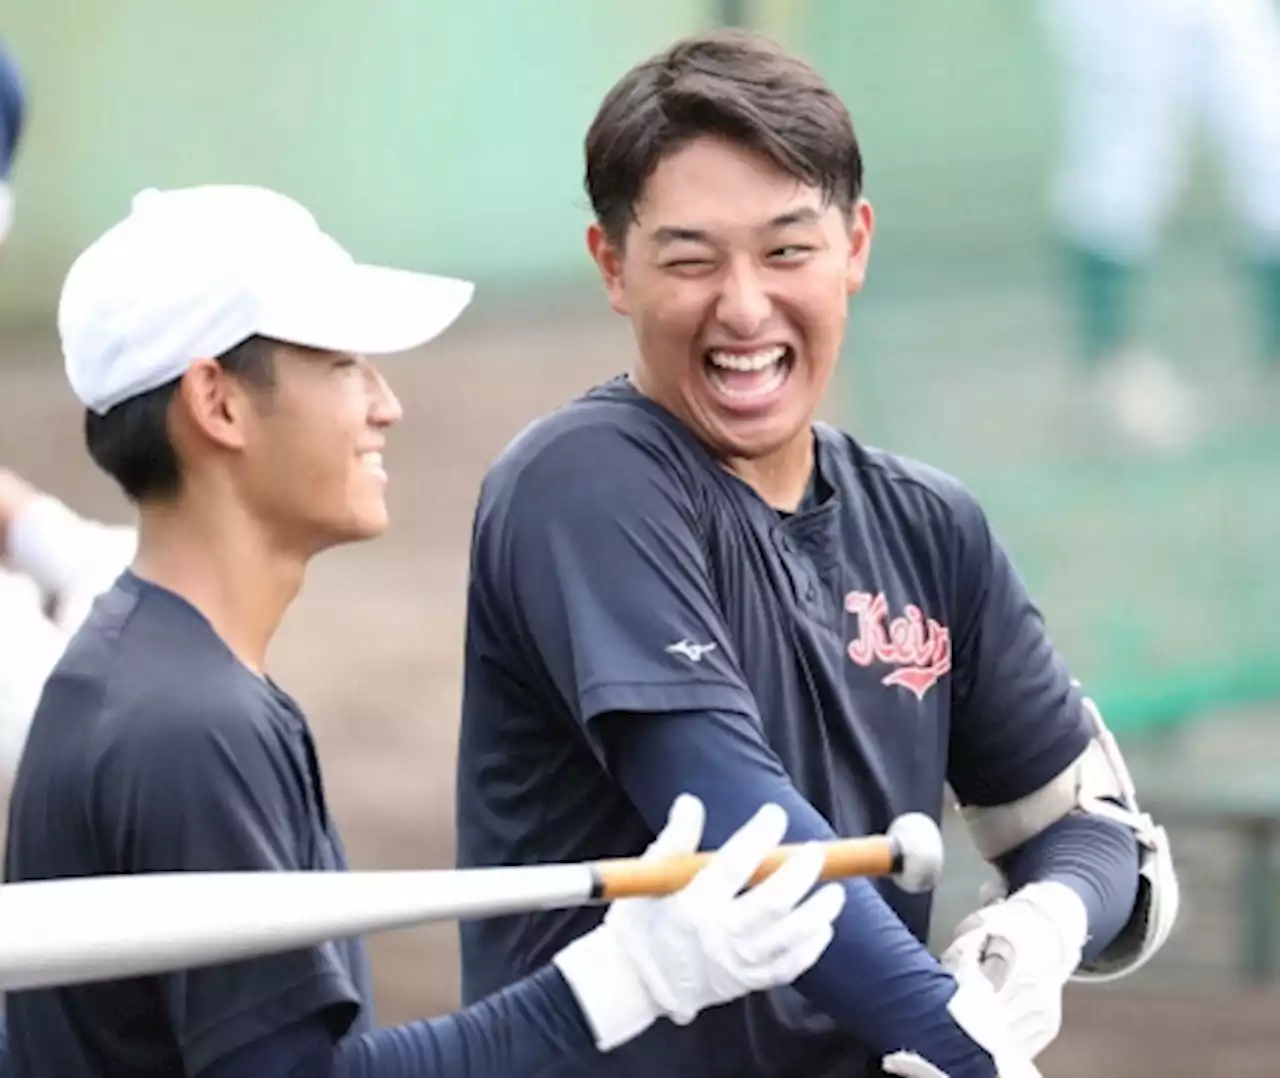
650, 207, 823, 246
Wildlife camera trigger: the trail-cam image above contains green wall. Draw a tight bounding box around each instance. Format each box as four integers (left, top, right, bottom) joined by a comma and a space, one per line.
0, 0, 712, 323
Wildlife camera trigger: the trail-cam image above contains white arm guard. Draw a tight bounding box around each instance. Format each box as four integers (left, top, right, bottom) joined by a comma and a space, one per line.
958, 691, 1178, 983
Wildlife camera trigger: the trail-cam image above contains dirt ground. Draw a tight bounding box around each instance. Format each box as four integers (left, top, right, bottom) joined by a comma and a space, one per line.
2, 304, 1279, 1076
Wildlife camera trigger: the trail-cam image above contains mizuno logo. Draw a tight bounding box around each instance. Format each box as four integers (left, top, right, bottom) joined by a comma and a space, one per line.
665, 639, 718, 663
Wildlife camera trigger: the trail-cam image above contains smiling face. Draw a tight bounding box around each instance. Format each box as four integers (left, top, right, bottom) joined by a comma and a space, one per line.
588, 135, 874, 471
235, 344, 403, 551
173, 340, 405, 556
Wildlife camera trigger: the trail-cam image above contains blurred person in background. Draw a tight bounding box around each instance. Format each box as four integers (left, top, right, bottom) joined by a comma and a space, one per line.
1039, 0, 1280, 451
0, 37, 22, 248
0, 470, 136, 770
0, 43, 137, 771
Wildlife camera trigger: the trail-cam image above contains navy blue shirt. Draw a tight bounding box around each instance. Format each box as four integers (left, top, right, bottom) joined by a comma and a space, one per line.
455, 376, 1095, 1076
3, 571, 374, 1076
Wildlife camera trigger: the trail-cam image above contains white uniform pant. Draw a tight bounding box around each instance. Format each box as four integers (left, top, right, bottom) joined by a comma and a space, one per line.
1039, 0, 1280, 261
0, 568, 68, 772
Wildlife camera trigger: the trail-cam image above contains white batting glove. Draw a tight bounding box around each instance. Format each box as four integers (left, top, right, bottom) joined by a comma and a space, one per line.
939, 880, 1088, 1060
881, 953, 1045, 1078
882, 1045, 1042, 1078
553, 794, 846, 1051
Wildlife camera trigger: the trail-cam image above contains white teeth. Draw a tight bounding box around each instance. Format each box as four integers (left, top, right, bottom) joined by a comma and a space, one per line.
707, 345, 787, 372
715, 363, 788, 399
360, 452, 384, 472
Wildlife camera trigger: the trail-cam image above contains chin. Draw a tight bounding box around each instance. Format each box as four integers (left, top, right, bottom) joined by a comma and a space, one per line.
351, 512, 391, 541
327, 504, 392, 546
710, 414, 810, 461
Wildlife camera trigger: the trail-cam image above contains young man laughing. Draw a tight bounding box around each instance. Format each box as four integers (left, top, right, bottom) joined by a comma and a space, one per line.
454, 29, 1177, 1078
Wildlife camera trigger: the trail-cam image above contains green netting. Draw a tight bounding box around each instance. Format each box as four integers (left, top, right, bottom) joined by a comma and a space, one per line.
846, 281, 1280, 733
778, 2, 1280, 732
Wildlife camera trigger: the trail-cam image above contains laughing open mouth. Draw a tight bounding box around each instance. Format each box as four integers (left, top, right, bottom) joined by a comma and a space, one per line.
704, 345, 794, 402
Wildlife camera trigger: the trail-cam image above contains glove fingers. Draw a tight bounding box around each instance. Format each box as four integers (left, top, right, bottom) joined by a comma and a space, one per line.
642, 793, 706, 861
944, 928, 1015, 993
679, 802, 788, 906
939, 929, 986, 978
881, 1051, 950, 1077
735, 880, 846, 969
725, 840, 827, 933
748, 918, 835, 987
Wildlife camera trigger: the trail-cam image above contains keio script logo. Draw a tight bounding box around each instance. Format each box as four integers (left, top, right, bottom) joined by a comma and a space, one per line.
844, 590, 952, 701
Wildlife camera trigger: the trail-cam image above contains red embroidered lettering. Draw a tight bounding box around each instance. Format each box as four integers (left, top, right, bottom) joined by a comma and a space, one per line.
844, 591, 952, 701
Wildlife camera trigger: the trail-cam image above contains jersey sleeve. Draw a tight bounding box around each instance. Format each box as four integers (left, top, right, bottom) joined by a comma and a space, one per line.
944, 486, 1093, 808
477, 423, 757, 730
92, 707, 362, 1075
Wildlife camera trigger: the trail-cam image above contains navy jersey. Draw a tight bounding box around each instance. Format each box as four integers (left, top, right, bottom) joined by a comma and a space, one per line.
455, 376, 1091, 1076
3, 571, 373, 1077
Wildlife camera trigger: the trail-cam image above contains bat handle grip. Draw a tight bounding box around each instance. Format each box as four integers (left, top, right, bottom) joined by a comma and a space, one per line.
591, 836, 899, 900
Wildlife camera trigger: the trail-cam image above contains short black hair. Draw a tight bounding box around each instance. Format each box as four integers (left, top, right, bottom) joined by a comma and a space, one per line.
585, 28, 864, 247
84, 335, 277, 503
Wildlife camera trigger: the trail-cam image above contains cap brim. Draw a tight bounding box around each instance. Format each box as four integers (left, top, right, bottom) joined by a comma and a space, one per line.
256, 262, 475, 357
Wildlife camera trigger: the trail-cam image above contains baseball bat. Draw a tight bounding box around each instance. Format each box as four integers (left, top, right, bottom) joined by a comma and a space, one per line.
0, 813, 942, 992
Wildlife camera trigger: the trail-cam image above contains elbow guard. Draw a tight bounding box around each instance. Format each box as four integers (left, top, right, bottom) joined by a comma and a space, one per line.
958, 692, 1179, 983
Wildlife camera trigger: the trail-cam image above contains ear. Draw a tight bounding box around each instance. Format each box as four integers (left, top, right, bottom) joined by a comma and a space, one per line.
844, 198, 876, 297
174, 358, 255, 451
586, 222, 629, 316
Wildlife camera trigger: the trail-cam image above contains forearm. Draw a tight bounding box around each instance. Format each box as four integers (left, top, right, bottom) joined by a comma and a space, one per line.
336, 965, 595, 1077
597, 710, 996, 1078
996, 811, 1141, 964
205, 965, 598, 1078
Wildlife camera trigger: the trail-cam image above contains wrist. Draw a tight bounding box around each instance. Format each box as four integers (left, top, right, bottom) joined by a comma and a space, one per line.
1008, 879, 1089, 973
552, 921, 660, 1053
945, 976, 1041, 1078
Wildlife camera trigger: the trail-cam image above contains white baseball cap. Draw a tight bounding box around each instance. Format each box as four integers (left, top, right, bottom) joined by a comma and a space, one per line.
59, 184, 476, 415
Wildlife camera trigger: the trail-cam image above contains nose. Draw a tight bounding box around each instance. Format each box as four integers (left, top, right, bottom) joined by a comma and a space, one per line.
367, 365, 404, 427
715, 261, 772, 338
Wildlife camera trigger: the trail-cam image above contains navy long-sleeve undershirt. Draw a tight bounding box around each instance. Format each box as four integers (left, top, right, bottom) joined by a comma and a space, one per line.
198, 964, 597, 1078
595, 707, 1000, 1078
594, 707, 1144, 1075
189, 717, 1141, 1078
996, 808, 1141, 966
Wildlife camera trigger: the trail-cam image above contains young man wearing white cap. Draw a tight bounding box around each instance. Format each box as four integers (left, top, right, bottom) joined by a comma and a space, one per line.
1, 184, 846, 1077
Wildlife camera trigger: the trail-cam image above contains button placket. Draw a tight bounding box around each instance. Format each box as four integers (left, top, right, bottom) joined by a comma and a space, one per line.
775, 529, 828, 617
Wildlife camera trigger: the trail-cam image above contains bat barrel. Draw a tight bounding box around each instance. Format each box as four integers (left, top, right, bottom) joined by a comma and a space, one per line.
0, 865, 598, 992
